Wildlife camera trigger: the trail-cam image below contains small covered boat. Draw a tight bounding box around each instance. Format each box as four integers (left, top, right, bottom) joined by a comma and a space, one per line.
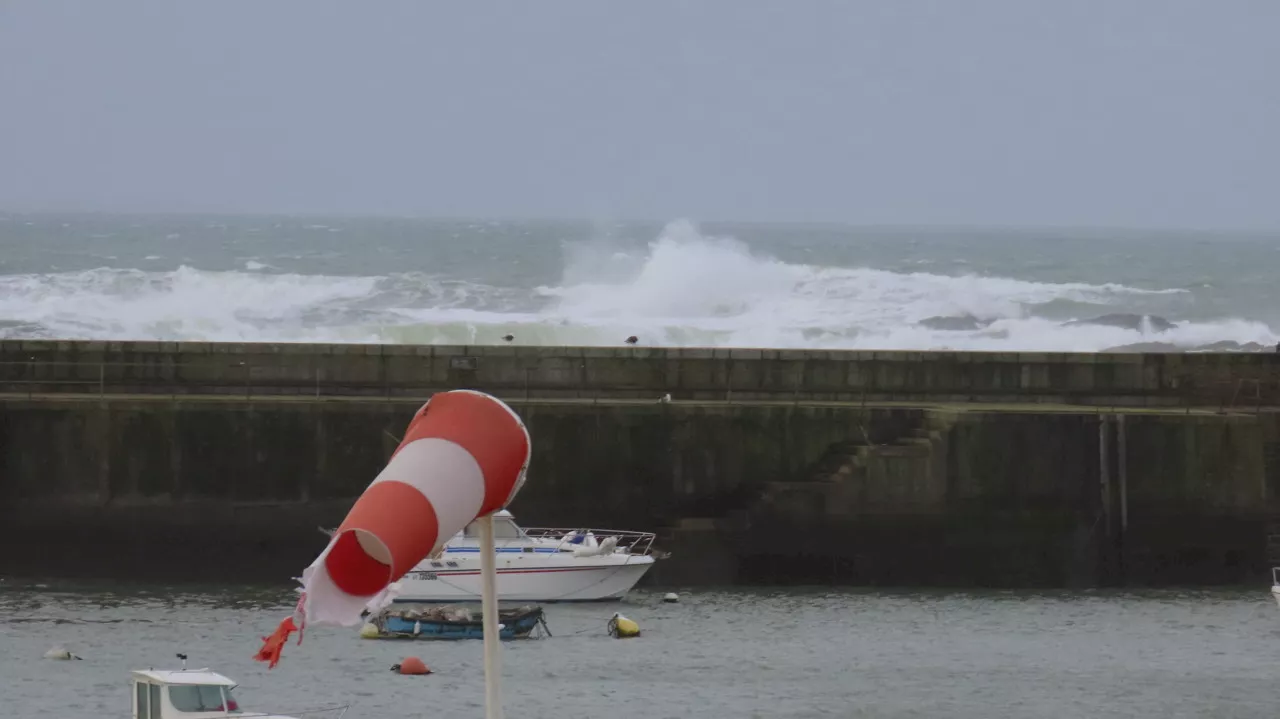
130, 658, 349, 718
1271, 567, 1280, 609
363, 602, 549, 640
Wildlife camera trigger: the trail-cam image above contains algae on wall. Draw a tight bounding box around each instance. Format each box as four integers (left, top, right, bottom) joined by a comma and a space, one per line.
0, 399, 893, 527
2, 395, 1278, 586
506, 403, 910, 527
1121, 414, 1269, 514
4, 398, 1265, 526
944, 412, 1101, 512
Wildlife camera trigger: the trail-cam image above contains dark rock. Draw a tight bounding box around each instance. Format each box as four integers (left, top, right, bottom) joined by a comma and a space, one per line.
1101, 340, 1270, 353
1190, 341, 1269, 353
0, 320, 50, 339
918, 315, 993, 331
1062, 313, 1177, 333
1100, 341, 1181, 353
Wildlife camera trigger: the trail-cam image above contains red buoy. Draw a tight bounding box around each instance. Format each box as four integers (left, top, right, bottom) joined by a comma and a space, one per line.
396, 657, 432, 675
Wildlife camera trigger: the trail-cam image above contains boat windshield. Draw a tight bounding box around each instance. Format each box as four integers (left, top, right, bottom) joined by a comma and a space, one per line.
463, 518, 524, 539
168, 684, 241, 713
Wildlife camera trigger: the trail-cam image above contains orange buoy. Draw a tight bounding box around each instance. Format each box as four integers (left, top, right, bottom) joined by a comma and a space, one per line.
394, 657, 432, 675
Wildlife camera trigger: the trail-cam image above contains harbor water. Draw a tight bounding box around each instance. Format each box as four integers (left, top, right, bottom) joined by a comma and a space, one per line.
1, 580, 1275, 718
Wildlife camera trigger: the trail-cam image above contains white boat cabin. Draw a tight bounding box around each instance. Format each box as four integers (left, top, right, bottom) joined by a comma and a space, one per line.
458, 510, 527, 541
130, 668, 300, 719
443, 509, 656, 557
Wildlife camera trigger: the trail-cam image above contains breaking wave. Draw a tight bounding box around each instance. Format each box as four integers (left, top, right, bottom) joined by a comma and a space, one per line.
0, 219, 1274, 352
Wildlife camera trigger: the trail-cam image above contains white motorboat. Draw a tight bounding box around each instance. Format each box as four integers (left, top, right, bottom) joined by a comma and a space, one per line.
393, 510, 661, 602
130, 658, 348, 718
1271, 568, 1280, 609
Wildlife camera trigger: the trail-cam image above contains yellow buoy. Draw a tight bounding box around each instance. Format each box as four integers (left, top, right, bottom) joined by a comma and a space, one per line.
607, 612, 640, 638
359, 623, 380, 639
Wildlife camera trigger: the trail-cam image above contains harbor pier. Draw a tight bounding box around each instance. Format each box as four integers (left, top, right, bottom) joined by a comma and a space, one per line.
1, 340, 1279, 587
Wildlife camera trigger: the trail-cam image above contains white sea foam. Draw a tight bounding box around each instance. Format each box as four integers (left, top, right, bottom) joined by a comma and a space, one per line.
0, 220, 1274, 351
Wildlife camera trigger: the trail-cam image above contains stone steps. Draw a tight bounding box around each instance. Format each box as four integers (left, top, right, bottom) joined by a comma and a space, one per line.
807, 431, 936, 484
666, 414, 949, 540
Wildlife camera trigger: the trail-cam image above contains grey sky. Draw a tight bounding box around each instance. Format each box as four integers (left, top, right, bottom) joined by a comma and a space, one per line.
1, 0, 1277, 229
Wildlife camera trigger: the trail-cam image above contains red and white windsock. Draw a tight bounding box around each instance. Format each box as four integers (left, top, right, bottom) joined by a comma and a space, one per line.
254, 389, 531, 668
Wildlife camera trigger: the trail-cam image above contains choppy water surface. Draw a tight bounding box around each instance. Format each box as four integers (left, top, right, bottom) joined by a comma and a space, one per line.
1, 580, 1276, 718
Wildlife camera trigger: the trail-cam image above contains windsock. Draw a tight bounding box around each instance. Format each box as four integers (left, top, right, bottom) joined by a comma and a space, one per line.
253, 390, 531, 668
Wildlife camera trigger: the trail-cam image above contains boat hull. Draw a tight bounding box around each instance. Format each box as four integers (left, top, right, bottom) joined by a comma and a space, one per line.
396, 556, 654, 602
373, 605, 545, 640
1271, 585, 1280, 610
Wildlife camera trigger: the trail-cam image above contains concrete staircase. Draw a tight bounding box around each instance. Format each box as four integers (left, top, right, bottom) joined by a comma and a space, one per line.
650, 411, 959, 585
754, 412, 956, 518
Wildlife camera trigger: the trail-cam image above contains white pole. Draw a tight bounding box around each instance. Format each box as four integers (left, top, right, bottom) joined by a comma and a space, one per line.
478, 514, 503, 719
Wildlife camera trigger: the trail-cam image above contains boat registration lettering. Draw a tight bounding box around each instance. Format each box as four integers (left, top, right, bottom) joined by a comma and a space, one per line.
410, 571, 438, 580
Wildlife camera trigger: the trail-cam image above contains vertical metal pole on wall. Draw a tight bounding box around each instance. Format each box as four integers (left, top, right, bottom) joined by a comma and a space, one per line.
1117, 414, 1128, 534
1099, 414, 1112, 540
98, 362, 105, 396
478, 514, 503, 719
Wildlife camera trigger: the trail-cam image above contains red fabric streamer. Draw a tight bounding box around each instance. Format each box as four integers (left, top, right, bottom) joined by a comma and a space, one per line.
252, 616, 301, 669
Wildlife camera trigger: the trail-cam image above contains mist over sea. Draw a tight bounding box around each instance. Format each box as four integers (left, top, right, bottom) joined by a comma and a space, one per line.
1, 213, 1277, 352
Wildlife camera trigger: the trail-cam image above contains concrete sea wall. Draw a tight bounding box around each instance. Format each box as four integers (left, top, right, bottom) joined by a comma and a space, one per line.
3, 339, 1280, 405
728, 409, 1280, 587
0, 395, 917, 581
1, 340, 1279, 587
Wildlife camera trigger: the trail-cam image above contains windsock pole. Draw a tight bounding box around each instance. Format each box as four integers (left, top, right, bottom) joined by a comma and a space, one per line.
479, 514, 503, 719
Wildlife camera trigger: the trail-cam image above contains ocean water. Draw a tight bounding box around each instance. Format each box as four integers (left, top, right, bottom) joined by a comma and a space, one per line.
2, 580, 1277, 718
0, 212, 1277, 352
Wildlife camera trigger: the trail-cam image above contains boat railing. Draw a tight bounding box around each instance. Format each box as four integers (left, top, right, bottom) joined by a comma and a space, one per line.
221, 705, 350, 718
137, 705, 352, 719
518, 527, 658, 556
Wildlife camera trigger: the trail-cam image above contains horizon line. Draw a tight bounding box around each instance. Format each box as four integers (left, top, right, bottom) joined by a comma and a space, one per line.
1, 207, 1277, 237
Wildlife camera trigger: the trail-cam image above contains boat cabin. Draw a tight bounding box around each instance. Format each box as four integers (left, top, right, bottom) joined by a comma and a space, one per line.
460, 510, 526, 540
131, 669, 247, 718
